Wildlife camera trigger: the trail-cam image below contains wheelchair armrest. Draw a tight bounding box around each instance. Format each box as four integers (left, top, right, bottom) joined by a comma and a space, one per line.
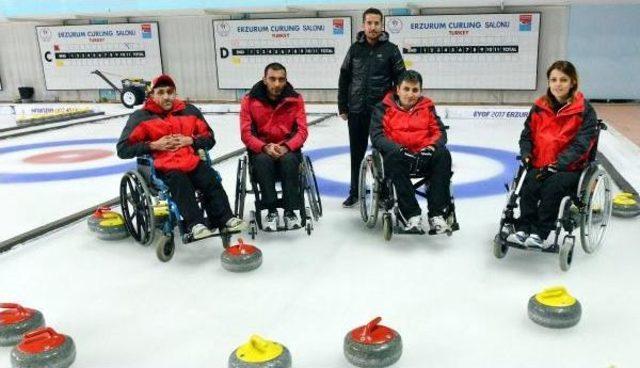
136, 155, 153, 167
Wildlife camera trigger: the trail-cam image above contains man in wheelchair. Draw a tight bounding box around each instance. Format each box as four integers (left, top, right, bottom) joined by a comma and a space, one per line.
506, 60, 599, 249
369, 70, 453, 234
116, 74, 244, 240
240, 63, 308, 231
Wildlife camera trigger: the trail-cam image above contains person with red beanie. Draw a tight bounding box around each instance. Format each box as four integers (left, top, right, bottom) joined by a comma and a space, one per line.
117, 74, 244, 239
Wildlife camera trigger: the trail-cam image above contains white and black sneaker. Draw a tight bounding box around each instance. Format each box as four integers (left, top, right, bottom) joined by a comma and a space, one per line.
191, 223, 214, 240
404, 215, 423, 233
284, 211, 301, 230
428, 215, 450, 234
263, 211, 279, 232
524, 233, 550, 249
506, 231, 528, 246
224, 217, 246, 232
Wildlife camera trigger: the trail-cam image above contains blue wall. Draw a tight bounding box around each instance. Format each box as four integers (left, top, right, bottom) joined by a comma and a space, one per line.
568, 5, 640, 100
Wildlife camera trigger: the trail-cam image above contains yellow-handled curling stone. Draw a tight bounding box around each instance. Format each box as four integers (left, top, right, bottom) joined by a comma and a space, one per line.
612, 192, 640, 218
528, 286, 582, 328
228, 335, 291, 368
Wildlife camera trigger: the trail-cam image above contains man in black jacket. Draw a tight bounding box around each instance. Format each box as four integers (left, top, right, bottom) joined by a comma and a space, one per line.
338, 7, 406, 207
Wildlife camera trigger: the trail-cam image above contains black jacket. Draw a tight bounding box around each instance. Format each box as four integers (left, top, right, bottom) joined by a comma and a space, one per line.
338, 31, 406, 115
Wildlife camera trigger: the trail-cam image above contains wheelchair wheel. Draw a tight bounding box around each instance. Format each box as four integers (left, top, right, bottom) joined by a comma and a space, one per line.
249, 210, 258, 240
580, 167, 612, 254
302, 156, 322, 221
559, 235, 575, 271
120, 170, 156, 246
493, 234, 508, 259
359, 155, 380, 228
234, 156, 248, 219
155, 234, 175, 262
382, 213, 393, 241
221, 231, 232, 249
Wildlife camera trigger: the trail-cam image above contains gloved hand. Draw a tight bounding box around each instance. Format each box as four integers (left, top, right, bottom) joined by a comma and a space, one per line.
535, 164, 558, 181
399, 147, 418, 172
416, 146, 435, 171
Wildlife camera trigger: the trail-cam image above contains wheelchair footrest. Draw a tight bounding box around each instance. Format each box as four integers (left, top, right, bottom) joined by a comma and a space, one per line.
502, 239, 559, 253
394, 226, 425, 235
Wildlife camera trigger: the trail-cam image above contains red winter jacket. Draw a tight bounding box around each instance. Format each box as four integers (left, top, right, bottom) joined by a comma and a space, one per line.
240, 81, 308, 153
519, 92, 598, 171
370, 91, 447, 154
116, 98, 215, 173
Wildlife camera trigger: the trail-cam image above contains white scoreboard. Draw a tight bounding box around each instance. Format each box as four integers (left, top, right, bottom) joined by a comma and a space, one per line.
386, 13, 540, 90
213, 17, 352, 89
36, 23, 163, 90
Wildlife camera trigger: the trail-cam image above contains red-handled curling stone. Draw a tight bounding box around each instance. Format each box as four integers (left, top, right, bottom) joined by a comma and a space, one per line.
343, 317, 402, 367
0, 304, 45, 347
221, 238, 262, 272
10, 327, 76, 368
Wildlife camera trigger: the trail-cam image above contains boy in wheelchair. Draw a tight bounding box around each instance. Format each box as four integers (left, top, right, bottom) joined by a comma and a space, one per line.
506, 60, 599, 249
116, 74, 244, 240
240, 63, 308, 231
369, 70, 453, 234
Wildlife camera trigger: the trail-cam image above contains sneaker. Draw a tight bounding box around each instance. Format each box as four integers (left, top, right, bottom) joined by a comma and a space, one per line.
506, 231, 528, 245
405, 215, 423, 233
284, 211, 301, 230
191, 223, 214, 240
224, 217, 246, 232
264, 211, 279, 232
428, 215, 450, 234
342, 195, 358, 208
524, 233, 549, 249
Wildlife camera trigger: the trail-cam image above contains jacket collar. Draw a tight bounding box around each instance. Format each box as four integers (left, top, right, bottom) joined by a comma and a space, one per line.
143, 97, 186, 115
382, 91, 434, 113
249, 80, 298, 105
534, 91, 585, 116
356, 30, 390, 44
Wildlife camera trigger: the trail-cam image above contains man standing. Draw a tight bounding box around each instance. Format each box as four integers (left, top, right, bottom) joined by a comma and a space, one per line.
240, 63, 308, 231
338, 7, 406, 207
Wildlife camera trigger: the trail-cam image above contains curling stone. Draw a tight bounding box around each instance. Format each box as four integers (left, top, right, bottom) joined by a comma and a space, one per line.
94, 211, 128, 240
221, 238, 262, 272
344, 317, 402, 368
86, 207, 112, 232
228, 334, 291, 368
10, 327, 76, 368
528, 286, 582, 328
153, 201, 170, 226
0, 304, 45, 347
612, 192, 640, 218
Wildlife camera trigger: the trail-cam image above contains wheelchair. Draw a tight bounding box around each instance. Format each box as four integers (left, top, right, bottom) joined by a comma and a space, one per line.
358, 148, 460, 241
234, 152, 322, 239
119, 151, 238, 263
493, 121, 613, 271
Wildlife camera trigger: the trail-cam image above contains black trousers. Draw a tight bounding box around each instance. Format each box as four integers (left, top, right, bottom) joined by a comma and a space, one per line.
517, 169, 580, 239
383, 148, 453, 219
250, 151, 302, 212
348, 111, 372, 197
159, 161, 233, 230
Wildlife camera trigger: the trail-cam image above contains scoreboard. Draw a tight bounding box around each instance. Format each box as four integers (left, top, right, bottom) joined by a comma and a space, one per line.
214, 17, 352, 89
386, 13, 540, 90
36, 23, 163, 90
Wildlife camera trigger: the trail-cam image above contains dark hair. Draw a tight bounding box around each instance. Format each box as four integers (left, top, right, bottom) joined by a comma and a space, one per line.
397, 70, 423, 89
362, 8, 383, 22
545, 60, 579, 102
264, 62, 287, 77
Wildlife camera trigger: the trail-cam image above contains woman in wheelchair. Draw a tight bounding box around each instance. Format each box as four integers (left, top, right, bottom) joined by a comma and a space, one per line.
240, 63, 308, 231
506, 60, 599, 249
369, 70, 453, 234
117, 74, 244, 240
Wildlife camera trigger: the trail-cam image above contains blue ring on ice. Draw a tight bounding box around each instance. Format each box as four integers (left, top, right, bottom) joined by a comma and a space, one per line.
306, 145, 518, 199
